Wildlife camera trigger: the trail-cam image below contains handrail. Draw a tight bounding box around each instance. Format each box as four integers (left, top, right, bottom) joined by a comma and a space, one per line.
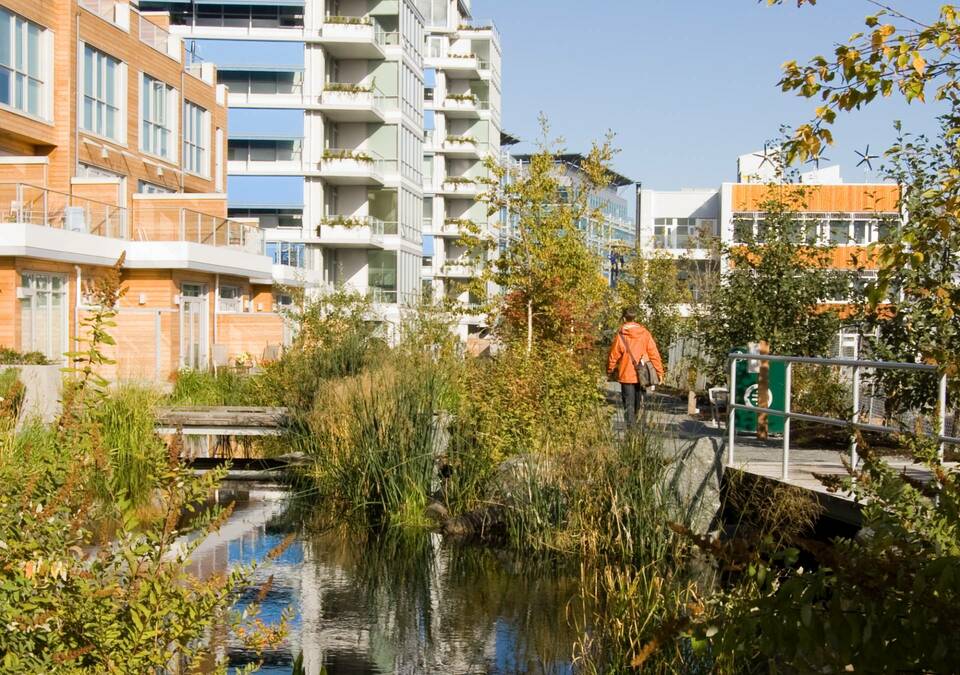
726, 352, 952, 480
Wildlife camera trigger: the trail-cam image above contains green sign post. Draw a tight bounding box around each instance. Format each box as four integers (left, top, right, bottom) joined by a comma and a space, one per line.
733, 348, 786, 434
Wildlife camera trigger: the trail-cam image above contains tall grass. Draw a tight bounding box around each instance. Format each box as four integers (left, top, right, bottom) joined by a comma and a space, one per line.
168, 369, 264, 407
97, 384, 167, 507
299, 357, 444, 526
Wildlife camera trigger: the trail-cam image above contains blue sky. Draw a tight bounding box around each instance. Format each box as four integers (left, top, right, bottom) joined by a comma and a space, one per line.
486, 0, 947, 189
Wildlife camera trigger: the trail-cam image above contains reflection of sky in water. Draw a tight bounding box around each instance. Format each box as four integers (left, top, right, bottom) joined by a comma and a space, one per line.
198, 491, 577, 675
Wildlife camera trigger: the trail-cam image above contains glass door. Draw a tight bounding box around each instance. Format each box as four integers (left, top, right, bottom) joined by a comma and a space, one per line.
179, 283, 208, 369
19, 272, 68, 363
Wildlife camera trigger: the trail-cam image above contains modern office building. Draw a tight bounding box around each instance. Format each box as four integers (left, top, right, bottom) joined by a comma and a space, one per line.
0, 0, 285, 379
637, 151, 900, 334
419, 0, 503, 340
512, 153, 634, 284
142, 0, 430, 337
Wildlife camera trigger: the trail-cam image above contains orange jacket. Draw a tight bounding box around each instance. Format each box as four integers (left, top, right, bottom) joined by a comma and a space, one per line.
607, 322, 665, 384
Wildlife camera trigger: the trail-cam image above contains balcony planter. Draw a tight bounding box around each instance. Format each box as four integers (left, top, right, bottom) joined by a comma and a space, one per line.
319, 215, 368, 229
323, 149, 374, 163
324, 82, 372, 94
324, 15, 371, 25
446, 93, 477, 103
445, 135, 477, 145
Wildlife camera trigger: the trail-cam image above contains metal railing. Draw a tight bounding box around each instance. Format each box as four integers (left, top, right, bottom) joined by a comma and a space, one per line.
0, 183, 127, 238
179, 208, 264, 254
138, 14, 171, 55
727, 353, 955, 479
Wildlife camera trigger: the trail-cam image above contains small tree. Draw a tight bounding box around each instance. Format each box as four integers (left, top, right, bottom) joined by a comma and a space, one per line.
616, 251, 691, 356
479, 119, 616, 354
698, 184, 851, 377
862, 115, 960, 414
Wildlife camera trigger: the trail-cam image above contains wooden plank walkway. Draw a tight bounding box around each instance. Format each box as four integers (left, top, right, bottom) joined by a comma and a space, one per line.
155, 406, 290, 436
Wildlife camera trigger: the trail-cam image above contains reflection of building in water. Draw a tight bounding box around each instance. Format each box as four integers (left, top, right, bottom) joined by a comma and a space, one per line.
194, 489, 576, 674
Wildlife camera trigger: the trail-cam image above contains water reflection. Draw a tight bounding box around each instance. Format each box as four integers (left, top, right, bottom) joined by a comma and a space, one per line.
191, 485, 580, 674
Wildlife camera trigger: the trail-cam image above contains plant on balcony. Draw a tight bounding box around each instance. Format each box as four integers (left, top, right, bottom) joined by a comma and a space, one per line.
320, 215, 368, 229
324, 82, 372, 94
447, 52, 477, 60
323, 148, 374, 163
459, 23, 492, 31
446, 93, 477, 103
444, 217, 476, 228
324, 15, 371, 25
444, 176, 476, 186
445, 135, 477, 145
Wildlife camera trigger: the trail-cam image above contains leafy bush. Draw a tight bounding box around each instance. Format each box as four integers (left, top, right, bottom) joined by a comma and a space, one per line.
0, 347, 49, 365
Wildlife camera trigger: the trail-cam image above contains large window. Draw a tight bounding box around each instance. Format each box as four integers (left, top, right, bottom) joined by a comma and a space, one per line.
218, 285, 243, 312
19, 272, 68, 362
267, 241, 306, 268
368, 250, 397, 302
141, 74, 177, 160
183, 101, 208, 176
0, 9, 47, 119
81, 45, 122, 140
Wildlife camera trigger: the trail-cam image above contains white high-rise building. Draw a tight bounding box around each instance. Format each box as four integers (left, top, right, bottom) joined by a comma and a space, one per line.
139, 0, 502, 340
417, 0, 503, 341
140, 0, 430, 335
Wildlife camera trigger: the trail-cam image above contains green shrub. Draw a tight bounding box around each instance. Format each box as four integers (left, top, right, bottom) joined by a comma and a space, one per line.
0, 347, 49, 365
168, 369, 262, 407
98, 384, 167, 507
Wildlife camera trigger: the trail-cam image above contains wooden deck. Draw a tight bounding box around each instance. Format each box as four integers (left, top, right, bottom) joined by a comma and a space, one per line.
155, 406, 290, 436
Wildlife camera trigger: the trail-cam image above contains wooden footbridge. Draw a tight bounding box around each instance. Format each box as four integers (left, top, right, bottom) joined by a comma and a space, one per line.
155, 406, 290, 436
155, 406, 300, 480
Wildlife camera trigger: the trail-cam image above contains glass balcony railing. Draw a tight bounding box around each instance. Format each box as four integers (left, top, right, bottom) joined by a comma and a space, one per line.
0, 183, 264, 254
138, 14, 172, 56
78, 0, 116, 22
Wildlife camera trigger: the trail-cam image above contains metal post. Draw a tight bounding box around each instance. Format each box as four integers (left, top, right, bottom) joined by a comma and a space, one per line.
938, 372, 948, 461
16, 183, 22, 222
179, 209, 186, 241
851, 364, 861, 468
728, 357, 737, 464
782, 361, 792, 480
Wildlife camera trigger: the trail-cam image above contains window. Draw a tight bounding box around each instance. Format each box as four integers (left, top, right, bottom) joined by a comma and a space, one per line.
368, 250, 397, 302
266, 241, 306, 268
81, 45, 122, 140
19, 272, 68, 362
141, 74, 177, 160
218, 285, 242, 312
183, 101, 208, 176
138, 180, 174, 194
0, 9, 47, 119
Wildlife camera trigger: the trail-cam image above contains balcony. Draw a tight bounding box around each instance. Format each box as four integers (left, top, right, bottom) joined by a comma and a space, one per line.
436, 218, 482, 238
428, 53, 490, 79
318, 17, 385, 59
438, 177, 482, 198
436, 261, 481, 278
457, 19, 502, 46
439, 135, 482, 159
228, 136, 303, 175
271, 264, 325, 288
440, 95, 490, 119
316, 215, 386, 248
138, 13, 180, 61
317, 85, 388, 122
0, 183, 271, 278
319, 149, 392, 186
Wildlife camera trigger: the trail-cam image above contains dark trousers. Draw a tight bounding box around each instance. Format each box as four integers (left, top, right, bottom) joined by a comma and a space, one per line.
620, 383, 645, 428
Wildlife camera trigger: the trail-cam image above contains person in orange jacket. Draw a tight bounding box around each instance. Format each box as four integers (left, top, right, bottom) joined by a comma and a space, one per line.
607, 309, 665, 427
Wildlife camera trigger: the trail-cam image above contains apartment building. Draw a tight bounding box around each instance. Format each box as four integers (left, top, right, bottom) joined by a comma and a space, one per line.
419, 0, 502, 340
0, 0, 290, 380
637, 151, 901, 340
139, 0, 430, 338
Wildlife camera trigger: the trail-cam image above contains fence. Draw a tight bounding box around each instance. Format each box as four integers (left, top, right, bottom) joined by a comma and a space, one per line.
727, 353, 957, 480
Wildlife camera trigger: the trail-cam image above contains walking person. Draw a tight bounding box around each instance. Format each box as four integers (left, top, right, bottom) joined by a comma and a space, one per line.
607, 309, 665, 428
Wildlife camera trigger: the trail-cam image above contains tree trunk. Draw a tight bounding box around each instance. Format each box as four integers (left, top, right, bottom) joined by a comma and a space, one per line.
757, 340, 770, 440
526, 298, 533, 356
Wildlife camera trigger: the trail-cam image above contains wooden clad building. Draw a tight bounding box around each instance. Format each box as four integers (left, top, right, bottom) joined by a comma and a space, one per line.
0, 0, 286, 380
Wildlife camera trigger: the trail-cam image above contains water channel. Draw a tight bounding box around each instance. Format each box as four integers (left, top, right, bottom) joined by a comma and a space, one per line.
190, 483, 584, 674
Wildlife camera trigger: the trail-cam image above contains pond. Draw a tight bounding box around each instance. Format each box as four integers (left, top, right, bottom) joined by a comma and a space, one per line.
190, 483, 584, 675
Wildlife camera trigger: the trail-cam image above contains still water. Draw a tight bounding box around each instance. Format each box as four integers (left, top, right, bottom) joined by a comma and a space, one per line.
189, 483, 583, 675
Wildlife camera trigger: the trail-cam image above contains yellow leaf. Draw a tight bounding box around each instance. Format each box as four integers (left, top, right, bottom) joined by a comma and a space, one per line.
913, 52, 927, 75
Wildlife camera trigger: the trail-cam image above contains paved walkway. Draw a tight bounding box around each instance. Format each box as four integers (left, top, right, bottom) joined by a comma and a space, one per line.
610, 386, 955, 508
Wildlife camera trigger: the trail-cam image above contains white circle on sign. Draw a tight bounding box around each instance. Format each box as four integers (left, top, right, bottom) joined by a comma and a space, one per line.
743, 384, 774, 409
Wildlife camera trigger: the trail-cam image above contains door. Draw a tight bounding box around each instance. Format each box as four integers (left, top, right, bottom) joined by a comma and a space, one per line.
179, 283, 208, 369
19, 272, 68, 363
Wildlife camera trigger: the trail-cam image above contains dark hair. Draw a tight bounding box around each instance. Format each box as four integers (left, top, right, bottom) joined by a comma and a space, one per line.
622, 308, 637, 322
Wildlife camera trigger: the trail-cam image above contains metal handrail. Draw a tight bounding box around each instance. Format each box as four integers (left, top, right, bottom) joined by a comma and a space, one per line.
726, 352, 952, 480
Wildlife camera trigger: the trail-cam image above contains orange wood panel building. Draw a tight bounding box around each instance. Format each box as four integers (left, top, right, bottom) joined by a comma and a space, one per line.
0, 0, 286, 380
